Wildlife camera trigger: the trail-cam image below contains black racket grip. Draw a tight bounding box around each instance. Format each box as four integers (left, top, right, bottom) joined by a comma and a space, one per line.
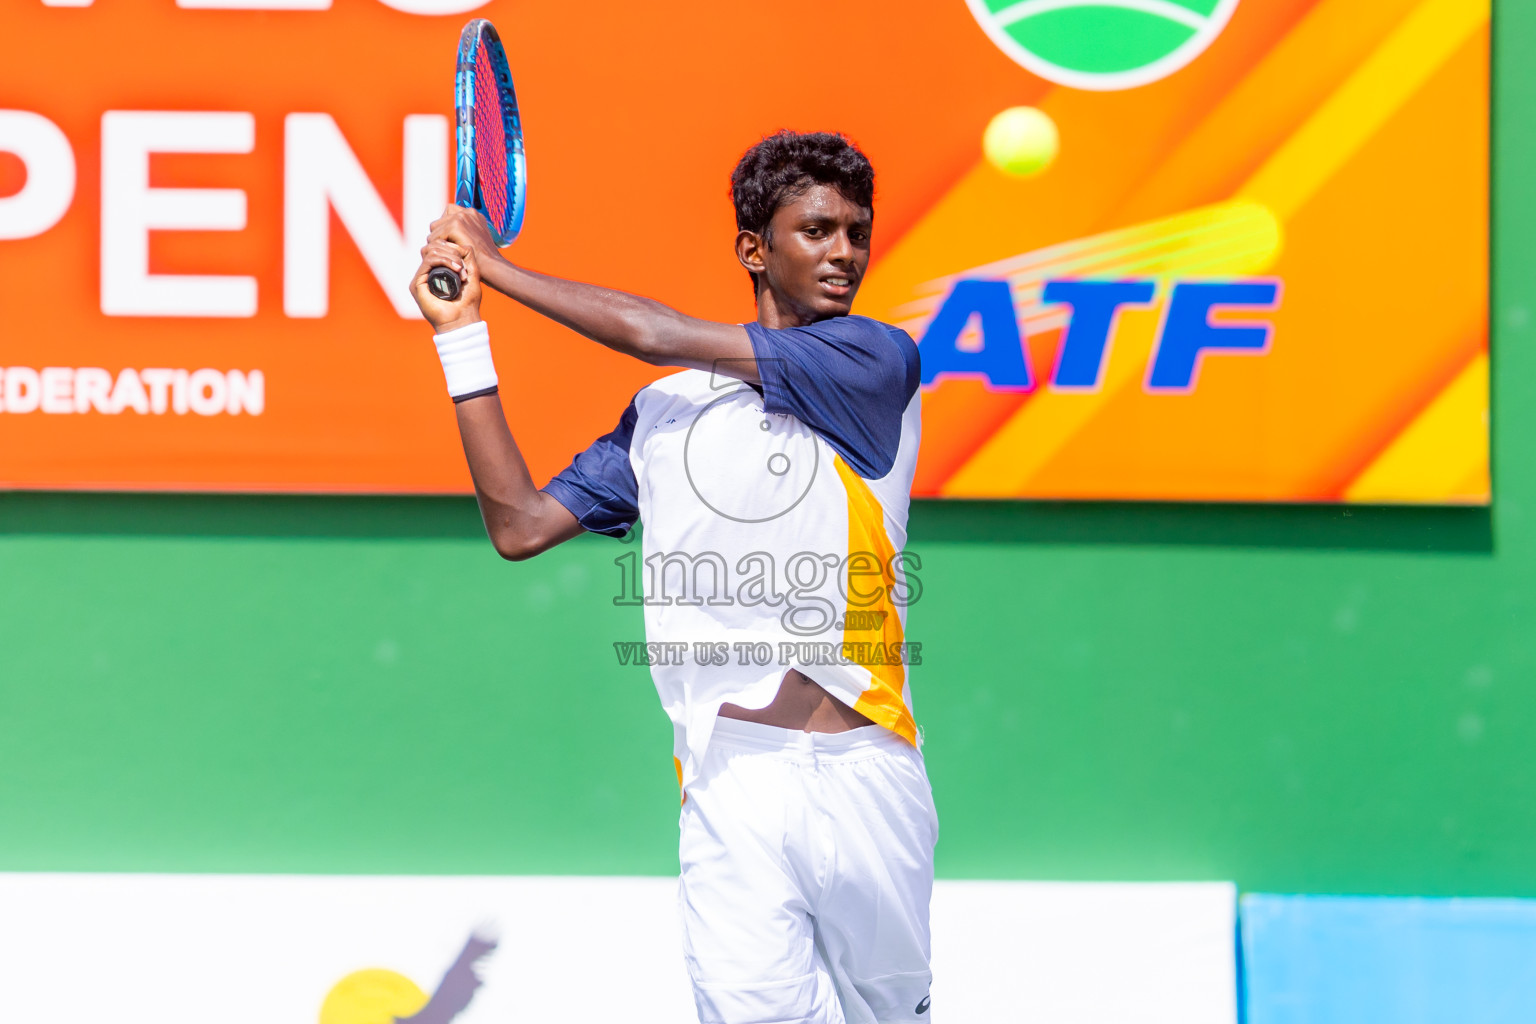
427, 266, 462, 302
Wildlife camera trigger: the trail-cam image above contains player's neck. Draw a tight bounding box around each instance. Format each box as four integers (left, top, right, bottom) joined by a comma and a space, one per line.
755, 288, 834, 330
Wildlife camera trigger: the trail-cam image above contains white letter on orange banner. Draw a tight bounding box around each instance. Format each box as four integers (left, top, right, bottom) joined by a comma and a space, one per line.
100, 111, 257, 317
283, 113, 448, 319
0, 111, 76, 240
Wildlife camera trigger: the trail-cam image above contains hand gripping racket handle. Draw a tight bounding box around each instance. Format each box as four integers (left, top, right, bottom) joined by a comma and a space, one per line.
426, 266, 462, 302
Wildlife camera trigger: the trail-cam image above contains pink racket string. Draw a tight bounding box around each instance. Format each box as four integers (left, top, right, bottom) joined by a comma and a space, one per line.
474, 41, 511, 233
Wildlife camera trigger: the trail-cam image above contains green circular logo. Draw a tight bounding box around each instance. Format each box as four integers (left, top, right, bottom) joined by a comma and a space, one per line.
966, 0, 1240, 91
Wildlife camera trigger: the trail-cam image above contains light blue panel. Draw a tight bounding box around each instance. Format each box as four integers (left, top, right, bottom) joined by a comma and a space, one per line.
1242, 894, 1536, 1024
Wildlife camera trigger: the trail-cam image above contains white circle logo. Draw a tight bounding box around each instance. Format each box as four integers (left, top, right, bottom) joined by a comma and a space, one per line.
683, 388, 820, 524
966, 0, 1241, 91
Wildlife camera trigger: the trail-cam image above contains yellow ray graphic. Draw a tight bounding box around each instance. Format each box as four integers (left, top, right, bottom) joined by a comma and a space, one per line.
891, 200, 1281, 341
942, 0, 1487, 499
1115, 0, 1426, 222
1237, 0, 1490, 220
939, 308, 1162, 497
935, 202, 1281, 497
1344, 351, 1489, 504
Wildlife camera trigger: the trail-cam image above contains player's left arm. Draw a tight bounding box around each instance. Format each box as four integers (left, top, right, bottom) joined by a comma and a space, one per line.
427, 206, 759, 382
413, 241, 586, 562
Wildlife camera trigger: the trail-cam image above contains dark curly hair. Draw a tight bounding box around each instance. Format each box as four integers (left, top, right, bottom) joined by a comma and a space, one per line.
730, 131, 875, 293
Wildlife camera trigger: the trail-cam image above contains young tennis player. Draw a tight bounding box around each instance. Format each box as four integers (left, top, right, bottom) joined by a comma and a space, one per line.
412, 131, 935, 1024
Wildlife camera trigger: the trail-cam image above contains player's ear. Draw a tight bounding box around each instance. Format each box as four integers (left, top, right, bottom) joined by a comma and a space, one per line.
736, 229, 767, 278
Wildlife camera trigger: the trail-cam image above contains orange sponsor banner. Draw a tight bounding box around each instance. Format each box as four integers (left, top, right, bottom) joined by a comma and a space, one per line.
0, 0, 1488, 502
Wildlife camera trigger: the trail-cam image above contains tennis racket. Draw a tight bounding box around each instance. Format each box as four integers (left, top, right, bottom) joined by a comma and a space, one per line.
427, 18, 527, 302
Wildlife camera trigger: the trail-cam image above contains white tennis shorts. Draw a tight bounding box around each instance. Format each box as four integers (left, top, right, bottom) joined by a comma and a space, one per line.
679, 717, 939, 1024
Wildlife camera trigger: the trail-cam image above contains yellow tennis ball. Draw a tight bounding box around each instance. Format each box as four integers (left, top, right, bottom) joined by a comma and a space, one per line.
983, 106, 1059, 178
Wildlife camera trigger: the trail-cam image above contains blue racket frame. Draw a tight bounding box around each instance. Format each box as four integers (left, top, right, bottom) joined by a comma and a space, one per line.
453, 18, 526, 246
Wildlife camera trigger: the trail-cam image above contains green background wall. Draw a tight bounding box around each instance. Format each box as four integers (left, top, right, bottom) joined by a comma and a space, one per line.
0, 6, 1526, 896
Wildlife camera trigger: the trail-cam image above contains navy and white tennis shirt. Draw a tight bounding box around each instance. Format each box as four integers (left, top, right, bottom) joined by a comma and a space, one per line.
543, 315, 922, 790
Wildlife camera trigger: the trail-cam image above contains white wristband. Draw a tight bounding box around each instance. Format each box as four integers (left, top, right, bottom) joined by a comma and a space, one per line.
432, 320, 499, 400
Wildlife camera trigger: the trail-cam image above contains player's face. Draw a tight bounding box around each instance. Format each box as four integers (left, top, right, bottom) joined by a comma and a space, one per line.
756, 185, 873, 322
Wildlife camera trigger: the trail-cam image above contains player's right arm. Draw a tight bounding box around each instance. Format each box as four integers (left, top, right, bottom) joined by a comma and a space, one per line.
412, 241, 584, 561
426, 206, 759, 382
